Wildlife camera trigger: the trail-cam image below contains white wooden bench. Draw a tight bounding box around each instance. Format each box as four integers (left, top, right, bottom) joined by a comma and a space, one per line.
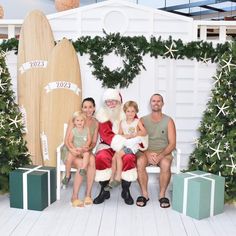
56, 124, 77, 200
56, 123, 181, 200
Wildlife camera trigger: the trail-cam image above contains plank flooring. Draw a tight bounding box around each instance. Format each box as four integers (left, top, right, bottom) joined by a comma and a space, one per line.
0, 181, 236, 236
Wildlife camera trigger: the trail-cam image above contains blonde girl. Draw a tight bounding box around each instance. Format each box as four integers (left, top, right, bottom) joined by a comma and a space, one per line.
106, 101, 147, 190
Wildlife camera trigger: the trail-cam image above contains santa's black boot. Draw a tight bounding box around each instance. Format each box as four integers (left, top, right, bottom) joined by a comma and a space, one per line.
93, 181, 110, 204
121, 180, 134, 205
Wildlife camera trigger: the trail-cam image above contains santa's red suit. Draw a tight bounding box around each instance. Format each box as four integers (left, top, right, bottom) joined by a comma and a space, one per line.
95, 105, 137, 182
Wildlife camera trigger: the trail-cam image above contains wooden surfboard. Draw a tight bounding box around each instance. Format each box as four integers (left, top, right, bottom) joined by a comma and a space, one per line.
17, 10, 55, 165
40, 38, 82, 167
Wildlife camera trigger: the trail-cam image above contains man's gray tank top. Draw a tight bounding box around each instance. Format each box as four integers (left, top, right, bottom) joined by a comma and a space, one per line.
142, 114, 170, 151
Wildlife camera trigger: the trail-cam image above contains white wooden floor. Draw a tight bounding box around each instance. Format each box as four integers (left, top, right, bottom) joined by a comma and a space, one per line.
0, 181, 236, 236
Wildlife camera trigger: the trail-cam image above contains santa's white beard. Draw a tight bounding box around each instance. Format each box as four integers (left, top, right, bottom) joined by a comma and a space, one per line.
104, 104, 122, 124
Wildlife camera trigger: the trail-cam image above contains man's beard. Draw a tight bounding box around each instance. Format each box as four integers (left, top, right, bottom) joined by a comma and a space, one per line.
104, 103, 122, 123
151, 105, 161, 113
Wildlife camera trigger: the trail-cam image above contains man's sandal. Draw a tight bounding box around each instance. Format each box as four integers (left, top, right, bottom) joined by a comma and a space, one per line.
159, 197, 170, 208
84, 196, 93, 206
136, 196, 149, 207
71, 199, 84, 207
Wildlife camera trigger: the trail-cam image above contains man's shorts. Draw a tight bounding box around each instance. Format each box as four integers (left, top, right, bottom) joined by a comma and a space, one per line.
136, 149, 173, 163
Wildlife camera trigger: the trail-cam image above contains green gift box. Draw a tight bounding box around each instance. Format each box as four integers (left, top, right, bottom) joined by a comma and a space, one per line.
9, 165, 56, 211
172, 170, 225, 220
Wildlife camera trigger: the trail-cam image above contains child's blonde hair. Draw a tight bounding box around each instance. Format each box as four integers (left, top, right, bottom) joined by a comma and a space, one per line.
123, 101, 139, 113
72, 111, 86, 122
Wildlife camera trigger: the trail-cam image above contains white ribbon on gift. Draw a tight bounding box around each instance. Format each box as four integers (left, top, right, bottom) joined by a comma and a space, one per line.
18, 166, 51, 210
183, 172, 215, 217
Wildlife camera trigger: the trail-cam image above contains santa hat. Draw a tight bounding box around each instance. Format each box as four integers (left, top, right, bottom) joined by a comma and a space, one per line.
103, 88, 122, 103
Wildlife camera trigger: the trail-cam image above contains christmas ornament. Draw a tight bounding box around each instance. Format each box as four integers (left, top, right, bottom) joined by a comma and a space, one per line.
55, 0, 79, 12
0, 5, 4, 19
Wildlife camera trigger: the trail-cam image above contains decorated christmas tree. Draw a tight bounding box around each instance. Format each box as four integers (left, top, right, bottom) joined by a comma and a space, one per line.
0, 50, 31, 193
188, 42, 236, 203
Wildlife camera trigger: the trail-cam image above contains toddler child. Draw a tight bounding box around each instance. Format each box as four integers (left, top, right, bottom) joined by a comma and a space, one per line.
62, 111, 91, 186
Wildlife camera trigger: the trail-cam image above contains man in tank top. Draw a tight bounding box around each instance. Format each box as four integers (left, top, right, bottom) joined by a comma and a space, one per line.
136, 93, 176, 208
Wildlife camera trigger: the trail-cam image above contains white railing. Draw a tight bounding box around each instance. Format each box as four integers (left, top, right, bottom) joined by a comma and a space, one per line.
0, 19, 23, 41
194, 20, 236, 42
1, 19, 236, 43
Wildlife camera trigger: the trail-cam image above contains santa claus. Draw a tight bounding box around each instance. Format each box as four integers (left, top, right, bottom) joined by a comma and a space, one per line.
94, 88, 143, 205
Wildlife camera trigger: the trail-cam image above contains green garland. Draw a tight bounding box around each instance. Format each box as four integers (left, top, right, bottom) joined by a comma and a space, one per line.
73, 33, 230, 88
0, 33, 231, 88
0, 38, 19, 54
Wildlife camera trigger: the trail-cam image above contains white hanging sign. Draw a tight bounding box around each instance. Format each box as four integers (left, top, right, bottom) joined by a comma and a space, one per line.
40, 132, 49, 161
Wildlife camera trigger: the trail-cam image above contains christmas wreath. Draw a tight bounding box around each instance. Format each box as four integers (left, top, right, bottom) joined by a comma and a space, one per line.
74, 32, 146, 88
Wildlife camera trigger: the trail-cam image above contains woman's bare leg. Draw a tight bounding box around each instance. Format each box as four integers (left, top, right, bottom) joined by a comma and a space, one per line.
85, 154, 95, 198
71, 158, 83, 201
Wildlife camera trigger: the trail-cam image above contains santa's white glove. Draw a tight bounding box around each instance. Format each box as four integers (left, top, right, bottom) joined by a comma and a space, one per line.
124, 137, 142, 153
125, 137, 142, 147
130, 146, 138, 154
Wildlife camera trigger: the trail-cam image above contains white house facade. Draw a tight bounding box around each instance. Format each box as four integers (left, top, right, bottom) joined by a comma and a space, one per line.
3, 0, 225, 168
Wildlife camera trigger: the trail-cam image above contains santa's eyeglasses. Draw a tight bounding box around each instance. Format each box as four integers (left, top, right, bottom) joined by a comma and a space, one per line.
105, 99, 118, 104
